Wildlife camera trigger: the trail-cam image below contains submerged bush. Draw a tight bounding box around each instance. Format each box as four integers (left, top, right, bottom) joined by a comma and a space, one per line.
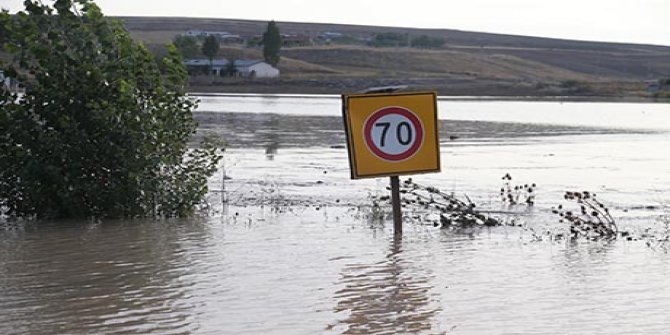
552, 191, 618, 240
396, 179, 500, 228
0, 1, 221, 219
500, 173, 536, 206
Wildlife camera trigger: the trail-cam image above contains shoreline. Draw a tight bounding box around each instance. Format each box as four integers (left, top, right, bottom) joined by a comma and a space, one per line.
187, 78, 669, 103
188, 91, 669, 104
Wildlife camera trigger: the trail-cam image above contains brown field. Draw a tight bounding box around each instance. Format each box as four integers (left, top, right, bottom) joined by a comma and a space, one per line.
22, 16, 670, 97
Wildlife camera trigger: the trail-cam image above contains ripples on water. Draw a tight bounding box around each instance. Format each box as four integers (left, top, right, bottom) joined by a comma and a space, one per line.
193, 112, 645, 149
333, 237, 441, 334
3, 212, 670, 334
1, 96, 670, 334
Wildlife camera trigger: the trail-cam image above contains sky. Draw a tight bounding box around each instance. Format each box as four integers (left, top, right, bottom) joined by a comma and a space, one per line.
2, 0, 669, 46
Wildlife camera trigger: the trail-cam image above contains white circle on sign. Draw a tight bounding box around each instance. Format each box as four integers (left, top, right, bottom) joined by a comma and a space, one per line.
363, 107, 424, 162
370, 114, 417, 155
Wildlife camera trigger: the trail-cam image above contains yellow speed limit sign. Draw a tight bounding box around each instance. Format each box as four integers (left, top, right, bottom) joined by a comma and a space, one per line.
342, 91, 440, 179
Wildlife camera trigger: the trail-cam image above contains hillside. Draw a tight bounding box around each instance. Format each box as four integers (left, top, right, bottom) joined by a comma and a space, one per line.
118, 16, 670, 97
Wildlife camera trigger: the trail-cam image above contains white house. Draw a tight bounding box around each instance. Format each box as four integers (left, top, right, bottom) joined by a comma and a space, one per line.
234, 60, 280, 78
183, 58, 229, 76
183, 59, 280, 78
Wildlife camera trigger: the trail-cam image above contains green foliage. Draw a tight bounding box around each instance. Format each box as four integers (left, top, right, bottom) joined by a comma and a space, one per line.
410, 35, 445, 49
369, 33, 443, 48
173, 35, 200, 58
262, 20, 282, 67
368, 32, 409, 48
201, 35, 220, 63
0, 0, 222, 219
246, 36, 262, 48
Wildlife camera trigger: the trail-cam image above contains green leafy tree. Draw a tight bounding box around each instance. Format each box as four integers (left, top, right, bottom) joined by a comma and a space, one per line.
201, 35, 220, 70
173, 35, 200, 58
262, 20, 282, 67
0, 0, 222, 219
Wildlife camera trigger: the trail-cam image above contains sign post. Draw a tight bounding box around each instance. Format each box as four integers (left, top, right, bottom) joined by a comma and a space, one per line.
342, 91, 440, 236
390, 175, 402, 236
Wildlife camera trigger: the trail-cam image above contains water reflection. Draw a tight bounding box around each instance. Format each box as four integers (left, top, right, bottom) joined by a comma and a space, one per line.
334, 236, 442, 334
556, 240, 617, 290
265, 142, 279, 160
0, 220, 209, 335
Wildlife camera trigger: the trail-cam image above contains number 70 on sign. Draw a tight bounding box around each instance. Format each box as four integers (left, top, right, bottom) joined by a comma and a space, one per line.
342, 92, 441, 179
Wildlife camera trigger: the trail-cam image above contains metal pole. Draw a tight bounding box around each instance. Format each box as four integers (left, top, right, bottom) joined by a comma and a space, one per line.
390, 176, 402, 236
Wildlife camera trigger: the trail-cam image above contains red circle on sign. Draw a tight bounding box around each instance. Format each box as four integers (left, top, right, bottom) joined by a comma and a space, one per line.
363, 107, 424, 161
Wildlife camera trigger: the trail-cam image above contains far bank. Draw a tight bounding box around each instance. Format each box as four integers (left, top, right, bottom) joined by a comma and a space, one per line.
187, 76, 668, 103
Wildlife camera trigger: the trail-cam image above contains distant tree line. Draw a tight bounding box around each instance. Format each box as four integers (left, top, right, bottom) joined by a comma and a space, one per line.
367, 32, 445, 49
172, 21, 282, 68
173, 28, 445, 66
368, 32, 409, 47
410, 35, 446, 48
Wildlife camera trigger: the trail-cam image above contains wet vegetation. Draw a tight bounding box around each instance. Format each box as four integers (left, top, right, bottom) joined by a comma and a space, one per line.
644, 214, 670, 252
374, 178, 502, 230
552, 191, 619, 240
500, 173, 536, 206
363, 173, 670, 251
400, 178, 500, 229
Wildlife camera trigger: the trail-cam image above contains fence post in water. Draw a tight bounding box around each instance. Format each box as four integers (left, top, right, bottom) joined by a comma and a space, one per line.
390, 176, 402, 236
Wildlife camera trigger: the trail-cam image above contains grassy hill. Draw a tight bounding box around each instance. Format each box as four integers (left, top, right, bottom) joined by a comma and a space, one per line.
118, 16, 670, 98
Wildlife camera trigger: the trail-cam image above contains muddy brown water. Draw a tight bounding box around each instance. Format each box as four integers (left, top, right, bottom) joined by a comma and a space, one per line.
1, 95, 670, 334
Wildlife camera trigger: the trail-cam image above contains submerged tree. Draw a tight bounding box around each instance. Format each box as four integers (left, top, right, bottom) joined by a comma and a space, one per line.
262, 20, 282, 67
0, 0, 222, 219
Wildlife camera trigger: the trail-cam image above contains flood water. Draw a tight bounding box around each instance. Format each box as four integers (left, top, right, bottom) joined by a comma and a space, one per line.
2, 95, 670, 334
